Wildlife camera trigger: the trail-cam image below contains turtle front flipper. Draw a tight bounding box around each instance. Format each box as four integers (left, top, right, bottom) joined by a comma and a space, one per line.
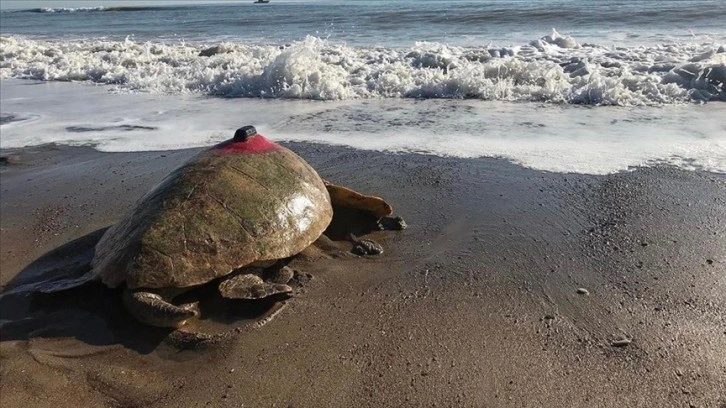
218, 273, 292, 299
123, 289, 199, 328
348, 233, 384, 256
324, 181, 393, 218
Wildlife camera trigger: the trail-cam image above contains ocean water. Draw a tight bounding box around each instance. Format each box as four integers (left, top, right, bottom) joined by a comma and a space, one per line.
1, 1, 725, 174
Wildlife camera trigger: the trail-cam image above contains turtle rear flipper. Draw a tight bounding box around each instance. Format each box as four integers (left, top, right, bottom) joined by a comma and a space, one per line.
218, 274, 292, 299
123, 289, 199, 328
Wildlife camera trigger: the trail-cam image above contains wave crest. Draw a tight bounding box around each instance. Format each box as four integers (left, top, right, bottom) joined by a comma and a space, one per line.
19, 6, 178, 13
0, 33, 723, 105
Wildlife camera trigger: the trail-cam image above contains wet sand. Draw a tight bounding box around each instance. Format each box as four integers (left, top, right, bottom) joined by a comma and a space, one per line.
0, 143, 724, 407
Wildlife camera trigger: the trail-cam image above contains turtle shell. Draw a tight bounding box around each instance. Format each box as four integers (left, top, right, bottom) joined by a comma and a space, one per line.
91, 134, 332, 290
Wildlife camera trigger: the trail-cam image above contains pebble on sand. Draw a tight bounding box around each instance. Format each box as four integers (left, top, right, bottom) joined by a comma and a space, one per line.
576, 288, 589, 295
610, 337, 632, 347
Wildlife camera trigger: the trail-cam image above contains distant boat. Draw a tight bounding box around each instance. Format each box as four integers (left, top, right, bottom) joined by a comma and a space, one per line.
253, 0, 270, 3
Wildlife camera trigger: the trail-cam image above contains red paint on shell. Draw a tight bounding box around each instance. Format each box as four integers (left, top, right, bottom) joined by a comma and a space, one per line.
213, 134, 282, 154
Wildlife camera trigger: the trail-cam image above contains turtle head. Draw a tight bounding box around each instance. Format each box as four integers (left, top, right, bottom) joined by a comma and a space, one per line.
233, 125, 258, 142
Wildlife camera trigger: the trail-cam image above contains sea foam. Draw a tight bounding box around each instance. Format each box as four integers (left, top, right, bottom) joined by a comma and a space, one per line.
0, 32, 724, 105
1, 79, 724, 175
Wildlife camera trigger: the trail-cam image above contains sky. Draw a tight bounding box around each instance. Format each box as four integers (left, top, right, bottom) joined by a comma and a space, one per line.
0, 0, 246, 10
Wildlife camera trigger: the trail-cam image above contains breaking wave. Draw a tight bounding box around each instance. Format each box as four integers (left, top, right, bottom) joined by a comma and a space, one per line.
14, 6, 181, 13
29, 7, 108, 13
1, 31, 724, 105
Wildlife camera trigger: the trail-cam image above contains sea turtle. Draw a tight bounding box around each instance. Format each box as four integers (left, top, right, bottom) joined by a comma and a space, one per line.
47, 125, 401, 328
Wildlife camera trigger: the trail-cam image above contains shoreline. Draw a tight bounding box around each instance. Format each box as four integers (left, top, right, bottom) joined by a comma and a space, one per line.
1, 143, 725, 407
2, 79, 725, 175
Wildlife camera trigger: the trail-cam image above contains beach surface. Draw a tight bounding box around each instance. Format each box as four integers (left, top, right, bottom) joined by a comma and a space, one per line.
1, 142, 724, 407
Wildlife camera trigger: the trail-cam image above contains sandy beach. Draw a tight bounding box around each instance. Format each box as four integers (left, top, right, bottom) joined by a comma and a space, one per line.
2, 0, 725, 405
0, 142, 724, 407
